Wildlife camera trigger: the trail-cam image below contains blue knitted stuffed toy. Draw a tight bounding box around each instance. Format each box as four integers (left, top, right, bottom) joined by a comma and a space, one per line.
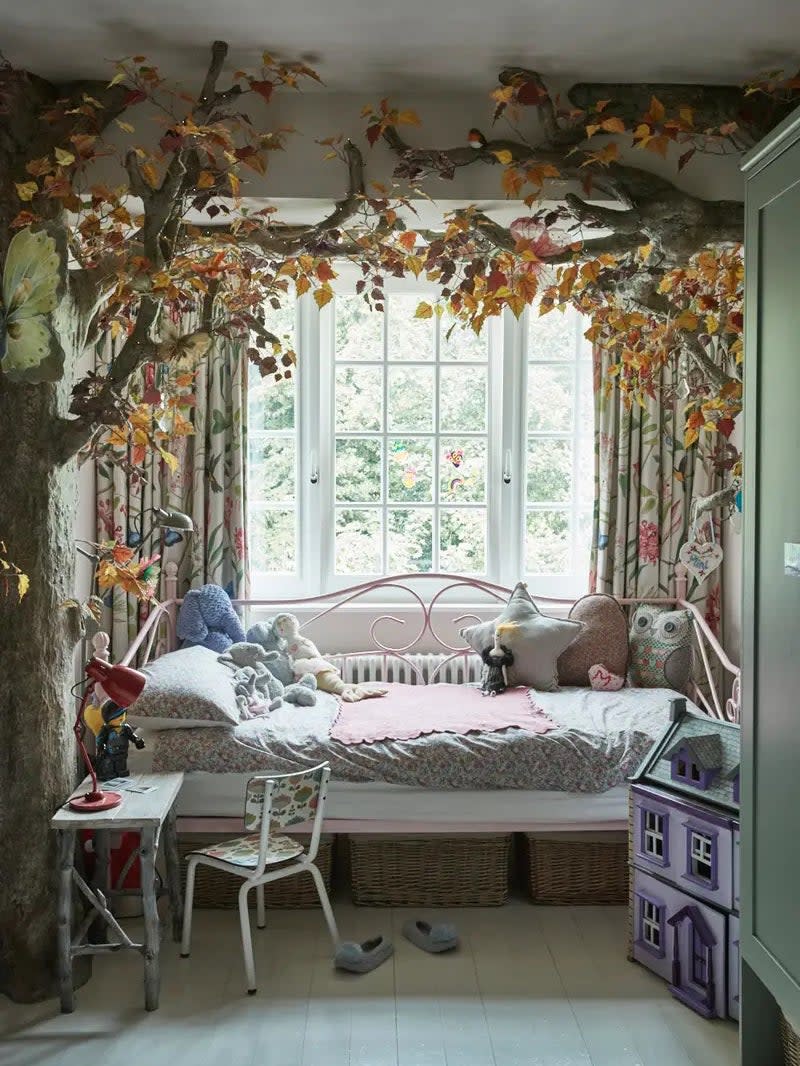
177, 584, 245, 653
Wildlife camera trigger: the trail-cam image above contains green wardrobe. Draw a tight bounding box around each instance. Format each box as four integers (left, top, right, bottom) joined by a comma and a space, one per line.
741, 105, 800, 1065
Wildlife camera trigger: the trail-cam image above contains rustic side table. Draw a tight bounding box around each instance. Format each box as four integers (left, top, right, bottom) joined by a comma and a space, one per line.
51, 771, 184, 1012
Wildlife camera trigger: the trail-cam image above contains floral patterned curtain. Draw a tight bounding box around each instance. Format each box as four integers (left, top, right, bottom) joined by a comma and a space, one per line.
95, 331, 249, 654
589, 343, 722, 640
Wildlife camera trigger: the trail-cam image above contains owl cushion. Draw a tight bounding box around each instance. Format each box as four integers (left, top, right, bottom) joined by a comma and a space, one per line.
557, 593, 629, 686
460, 582, 582, 691
628, 605, 693, 690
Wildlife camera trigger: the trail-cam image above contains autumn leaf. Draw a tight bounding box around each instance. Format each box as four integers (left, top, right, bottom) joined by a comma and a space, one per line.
414, 301, 434, 319
15, 182, 38, 202
140, 162, 159, 188
492, 148, 514, 165
396, 109, 421, 126
54, 147, 75, 166
250, 79, 274, 103
674, 309, 699, 331
648, 96, 666, 123
313, 284, 334, 309
600, 116, 626, 133
366, 123, 383, 147
316, 260, 337, 282
397, 230, 417, 251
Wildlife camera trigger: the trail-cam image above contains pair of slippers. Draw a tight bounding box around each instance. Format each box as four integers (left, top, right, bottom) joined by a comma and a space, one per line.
334, 920, 459, 974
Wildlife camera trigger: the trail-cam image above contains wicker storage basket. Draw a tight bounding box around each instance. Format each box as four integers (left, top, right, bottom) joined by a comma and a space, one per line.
781, 1011, 800, 1066
524, 831, 628, 905
177, 834, 334, 909
349, 834, 511, 907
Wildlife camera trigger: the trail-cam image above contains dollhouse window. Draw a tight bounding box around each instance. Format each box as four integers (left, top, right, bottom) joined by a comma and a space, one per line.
643, 810, 666, 861
640, 899, 662, 951
677, 758, 687, 777
690, 832, 714, 882
692, 929, 709, 986
690, 764, 701, 782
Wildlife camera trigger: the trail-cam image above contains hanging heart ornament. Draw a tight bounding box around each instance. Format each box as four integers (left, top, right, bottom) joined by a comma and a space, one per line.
679, 538, 723, 582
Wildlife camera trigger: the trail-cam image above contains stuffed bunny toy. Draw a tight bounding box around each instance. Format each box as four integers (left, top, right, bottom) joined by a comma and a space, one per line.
177, 584, 245, 653
272, 612, 387, 703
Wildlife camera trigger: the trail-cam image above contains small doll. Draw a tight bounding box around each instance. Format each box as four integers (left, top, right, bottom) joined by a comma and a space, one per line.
93, 701, 145, 780
480, 633, 514, 697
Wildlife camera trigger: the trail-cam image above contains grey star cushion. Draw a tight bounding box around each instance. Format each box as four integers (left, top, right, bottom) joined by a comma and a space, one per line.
460, 583, 582, 691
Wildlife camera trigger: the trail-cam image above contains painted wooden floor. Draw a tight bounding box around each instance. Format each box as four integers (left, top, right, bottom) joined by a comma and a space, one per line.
1, 903, 737, 1066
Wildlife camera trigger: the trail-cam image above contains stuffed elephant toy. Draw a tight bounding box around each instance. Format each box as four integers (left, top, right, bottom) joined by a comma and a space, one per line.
177, 584, 245, 653
218, 640, 317, 709
245, 618, 295, 686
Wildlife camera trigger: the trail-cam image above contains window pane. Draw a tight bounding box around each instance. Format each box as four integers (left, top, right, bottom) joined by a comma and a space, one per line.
441, 317, 488, 361
387, 295, 435, 361
388, 366, 435, 432
335, 295, 383, 361
527, 365, 574, 432
248, 376, 294, 430
440, 438, 486, 503
249, 509, 295, 573
439, 366, 487, 432
248, 437, 295, 502
335, 367, 383, 431
579, 363, 595, 437
388, 438, 433, 503
526, 510, 570, 574
440, 509, 486, 573
388, 509, 433, 572
529, 305, 579, 361
527, 439, 573, 503
336, 439, 382, 503
335, 509, 381, 573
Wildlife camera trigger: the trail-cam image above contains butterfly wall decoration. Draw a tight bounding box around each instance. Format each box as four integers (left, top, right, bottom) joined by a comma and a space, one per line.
0, 225, 67, 383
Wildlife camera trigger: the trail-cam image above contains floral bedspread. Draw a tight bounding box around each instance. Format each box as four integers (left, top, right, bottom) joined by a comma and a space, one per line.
150, 685, 692, 793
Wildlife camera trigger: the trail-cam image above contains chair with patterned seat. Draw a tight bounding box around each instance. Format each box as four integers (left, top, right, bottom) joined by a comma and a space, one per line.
180, 762, 338, 993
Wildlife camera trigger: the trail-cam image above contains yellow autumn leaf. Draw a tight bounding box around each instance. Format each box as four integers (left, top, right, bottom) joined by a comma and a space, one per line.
313, 285, 334, 309
16, 572, 30, 601
15, 182, 37, 201
108, 70, 127, 87
55, 147, 75, 166
229, 172, 240, 197
601, 116, 626, 133
674, 309, 699, 331
396, 109, 421, 126
116, 119, 135, 133
492, 149, 514, 165
649, 96, 666, 123
159, 449, 179, 473
414, 301, 434, 319
197, 170, 216, 189
705, 314, 720, 335
141, 162, 159, 188
295, 275, 311, 296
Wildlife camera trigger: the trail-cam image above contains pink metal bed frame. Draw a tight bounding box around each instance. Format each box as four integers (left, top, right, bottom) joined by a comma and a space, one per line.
113, 565, 740, 834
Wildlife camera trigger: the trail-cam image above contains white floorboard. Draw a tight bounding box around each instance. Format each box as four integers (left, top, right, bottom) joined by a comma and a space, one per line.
0, 903, 738, 1066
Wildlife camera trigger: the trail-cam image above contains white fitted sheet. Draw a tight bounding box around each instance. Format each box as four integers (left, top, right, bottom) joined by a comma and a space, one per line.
172, 772, 630, 828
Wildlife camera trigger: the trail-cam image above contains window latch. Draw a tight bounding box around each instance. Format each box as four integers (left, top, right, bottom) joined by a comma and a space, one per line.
503, 449, 512, 485
310, 451, 319, 485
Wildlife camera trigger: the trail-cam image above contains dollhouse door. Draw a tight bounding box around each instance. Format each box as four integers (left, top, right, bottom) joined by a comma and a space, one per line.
741, 105, 800, 1063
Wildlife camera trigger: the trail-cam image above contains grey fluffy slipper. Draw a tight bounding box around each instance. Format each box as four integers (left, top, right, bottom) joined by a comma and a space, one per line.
401, 919, 459, 953
334, 935, 394, 973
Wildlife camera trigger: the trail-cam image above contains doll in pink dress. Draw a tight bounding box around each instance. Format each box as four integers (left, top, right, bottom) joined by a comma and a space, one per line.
273, 613, 388, 703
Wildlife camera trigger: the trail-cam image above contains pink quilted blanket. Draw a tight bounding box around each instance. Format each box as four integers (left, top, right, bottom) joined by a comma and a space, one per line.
330, 682, 555, 745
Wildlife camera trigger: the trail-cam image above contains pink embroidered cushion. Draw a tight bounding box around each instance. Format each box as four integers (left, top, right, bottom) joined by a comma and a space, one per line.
557, 593, 629, 687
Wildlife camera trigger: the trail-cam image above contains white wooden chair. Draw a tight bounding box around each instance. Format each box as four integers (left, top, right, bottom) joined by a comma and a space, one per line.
180, 762, 339, 993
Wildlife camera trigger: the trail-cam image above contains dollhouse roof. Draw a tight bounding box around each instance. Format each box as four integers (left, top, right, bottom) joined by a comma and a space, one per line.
662, 733, 723, 771
630, 700, 741, 813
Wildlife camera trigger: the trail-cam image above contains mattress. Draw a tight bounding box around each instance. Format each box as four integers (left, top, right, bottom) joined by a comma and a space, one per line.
171, 774, 630, 826
147, 685, 691, 795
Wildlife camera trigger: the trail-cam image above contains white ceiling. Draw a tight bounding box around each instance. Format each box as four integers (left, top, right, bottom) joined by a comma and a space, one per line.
5, 0, 800, 92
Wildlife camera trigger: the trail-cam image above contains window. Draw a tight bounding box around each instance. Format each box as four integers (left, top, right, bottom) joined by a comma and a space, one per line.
643, 809, 667, 862
247, 276, 594, 596
640, 898, 663, 953
677, 758, 687, 778
689, 831, 714, 882
690, 763, 701, 782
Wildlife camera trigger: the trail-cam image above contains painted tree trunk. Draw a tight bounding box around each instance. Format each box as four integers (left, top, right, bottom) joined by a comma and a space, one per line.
0, 367, 87, 1001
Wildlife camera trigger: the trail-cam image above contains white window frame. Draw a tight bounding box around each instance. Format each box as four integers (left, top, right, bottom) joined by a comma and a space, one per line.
644, 809, 665, 859
690, 831, 714, 881
248, 265, 594, 599
641, 899, 662, 950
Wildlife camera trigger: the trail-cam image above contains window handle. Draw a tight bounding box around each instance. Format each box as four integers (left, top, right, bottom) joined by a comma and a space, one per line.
503, 449, 512, 485
310, 451, 319, 485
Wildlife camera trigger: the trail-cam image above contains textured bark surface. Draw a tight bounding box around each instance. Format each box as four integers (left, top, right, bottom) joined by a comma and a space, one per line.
0, 68, 124, 1004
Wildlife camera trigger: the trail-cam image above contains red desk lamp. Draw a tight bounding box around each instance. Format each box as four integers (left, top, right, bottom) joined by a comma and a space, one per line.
69, 658, 147, 812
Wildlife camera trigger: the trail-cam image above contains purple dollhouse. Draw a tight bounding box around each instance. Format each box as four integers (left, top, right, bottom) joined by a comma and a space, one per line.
629, 698, 740, 1021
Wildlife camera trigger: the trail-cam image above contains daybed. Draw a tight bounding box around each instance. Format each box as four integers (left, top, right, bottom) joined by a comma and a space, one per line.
116, 568, 740, 837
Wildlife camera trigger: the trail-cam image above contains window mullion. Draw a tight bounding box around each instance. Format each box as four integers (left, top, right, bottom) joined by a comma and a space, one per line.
497, 306, 526, 587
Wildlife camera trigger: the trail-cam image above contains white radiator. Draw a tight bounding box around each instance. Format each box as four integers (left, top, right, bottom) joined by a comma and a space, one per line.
332, 652, 482, 685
